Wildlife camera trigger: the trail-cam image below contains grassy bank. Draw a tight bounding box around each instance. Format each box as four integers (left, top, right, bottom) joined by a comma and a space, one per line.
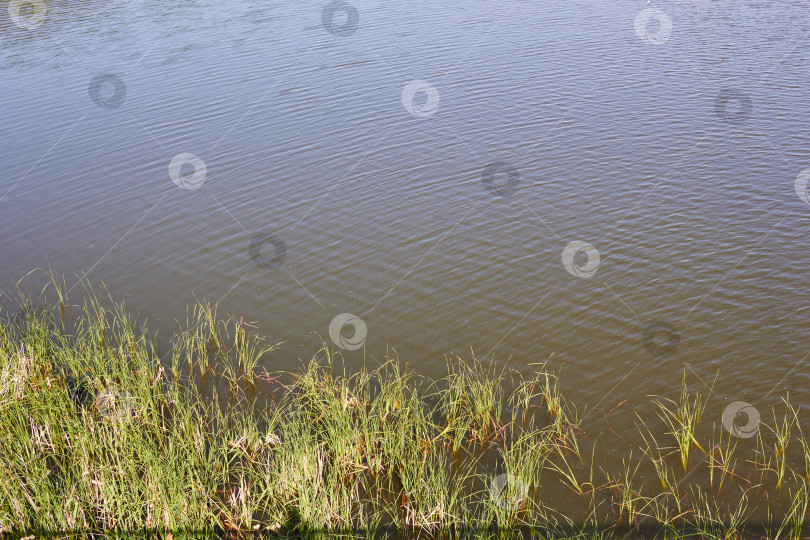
1, 283, 809, 538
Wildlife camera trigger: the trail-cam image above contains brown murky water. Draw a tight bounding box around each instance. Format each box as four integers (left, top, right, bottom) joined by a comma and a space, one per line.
1, 0, 810, 508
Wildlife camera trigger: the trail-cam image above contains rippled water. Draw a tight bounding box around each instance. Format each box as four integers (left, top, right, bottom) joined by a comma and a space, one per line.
1, 0, 810, 473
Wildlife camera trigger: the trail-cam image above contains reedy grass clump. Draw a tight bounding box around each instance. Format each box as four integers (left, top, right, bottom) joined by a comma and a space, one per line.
438, 356, 506, 451
0, 286, 584, 535
760, 396, 799, 490
688, 485, 752, 540
603, 454, 644, 528
650, 373, 714, 472
707, 422, 740, 491
777, 474, 810, 540
2, 281, 810, 538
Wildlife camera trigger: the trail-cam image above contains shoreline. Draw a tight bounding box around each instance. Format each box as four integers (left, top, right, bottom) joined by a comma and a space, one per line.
0, 289, 808, 538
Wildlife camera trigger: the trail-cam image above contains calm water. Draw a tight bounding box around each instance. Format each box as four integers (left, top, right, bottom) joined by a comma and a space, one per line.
1, 0, 810, 473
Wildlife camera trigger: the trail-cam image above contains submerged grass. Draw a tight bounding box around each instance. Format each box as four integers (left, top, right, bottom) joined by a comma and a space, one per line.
1, 280, 810, 538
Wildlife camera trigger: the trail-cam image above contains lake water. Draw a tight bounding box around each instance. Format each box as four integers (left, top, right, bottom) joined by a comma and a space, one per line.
1, 0, 809, 480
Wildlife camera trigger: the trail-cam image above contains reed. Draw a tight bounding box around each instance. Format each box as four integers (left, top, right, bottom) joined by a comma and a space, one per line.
769, 396, 799, 490
2, 283, 810, 538
688, 485, 751, 540
638, 420, 676, 491
438, 355, 505, 451
650, 372, 713, 471
777, 474, 810, 540
603, 454, 645, 528
707, 422, 740, 491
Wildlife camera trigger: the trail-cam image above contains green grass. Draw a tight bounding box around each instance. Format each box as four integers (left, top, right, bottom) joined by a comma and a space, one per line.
650, 373, 714, 472
1, 281, 810, 538
707, 422, 739, 491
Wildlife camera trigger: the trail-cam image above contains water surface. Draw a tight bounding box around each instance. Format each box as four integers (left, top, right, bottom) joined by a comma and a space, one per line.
1, 0, 810, 476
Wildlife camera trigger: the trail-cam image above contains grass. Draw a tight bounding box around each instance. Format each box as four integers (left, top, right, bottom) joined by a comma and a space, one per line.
707, 422, 740, 491
766, 396, 799, 490
1, 280, 810, 538
650, 373, 714, 472
437, 356, 506, 451
603, 453, 644, 528
688, 485, 751, 540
